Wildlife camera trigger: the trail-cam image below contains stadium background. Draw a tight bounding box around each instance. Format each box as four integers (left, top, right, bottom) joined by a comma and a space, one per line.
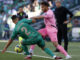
0, 0, 80, 41
0, 0, 80, 60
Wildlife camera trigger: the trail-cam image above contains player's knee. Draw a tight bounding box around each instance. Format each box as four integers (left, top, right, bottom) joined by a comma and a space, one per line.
54, 44, 57, 47
52, 42, 58, 47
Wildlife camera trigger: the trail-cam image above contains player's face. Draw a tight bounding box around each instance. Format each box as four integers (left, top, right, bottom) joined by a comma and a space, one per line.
19, 8, 23, 12
13, 18, 19, 24
15, 18, 19, 23
56, 2, 61, 8
41, 5, 48, 12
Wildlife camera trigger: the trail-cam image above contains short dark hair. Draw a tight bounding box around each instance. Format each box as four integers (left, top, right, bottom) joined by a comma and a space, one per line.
11, 15, 18, 21
19, 6, 23, 9
40, 2, 49, 7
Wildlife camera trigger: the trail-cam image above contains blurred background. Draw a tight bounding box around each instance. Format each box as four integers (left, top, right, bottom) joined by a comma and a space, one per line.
0, 0, 80, 42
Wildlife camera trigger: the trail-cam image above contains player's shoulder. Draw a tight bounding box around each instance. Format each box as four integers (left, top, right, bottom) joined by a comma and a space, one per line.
18, 18, 26, 22
47, 9, 54, 15
45, 9, 53, 14
17, 18, 28, 26
48, 9, 53, 12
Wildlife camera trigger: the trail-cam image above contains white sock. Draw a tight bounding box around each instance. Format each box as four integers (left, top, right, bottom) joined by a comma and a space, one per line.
27, 55, 31, 57
29, 49, 33, 53
66, 55, 70, 57
53, 55, 56, 59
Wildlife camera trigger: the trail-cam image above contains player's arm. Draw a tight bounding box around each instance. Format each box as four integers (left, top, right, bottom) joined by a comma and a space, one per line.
22, 18, 36, 23
31, 16, 44, 20
31, 12, 51, 20
2, 29, 17, 54
2, 39, 13, 54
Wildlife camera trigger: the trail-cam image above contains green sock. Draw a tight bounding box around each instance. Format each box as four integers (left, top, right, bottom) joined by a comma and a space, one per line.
44, 48, 55, 57
22, 45, 30, 55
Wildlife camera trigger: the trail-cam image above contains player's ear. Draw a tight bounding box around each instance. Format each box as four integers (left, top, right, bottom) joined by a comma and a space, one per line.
13, 20, 15, 23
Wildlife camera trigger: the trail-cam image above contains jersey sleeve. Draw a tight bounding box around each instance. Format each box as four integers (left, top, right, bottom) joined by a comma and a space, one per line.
21, 19, 32, 24
42, 12, 53, 19
11, 29, 17, 40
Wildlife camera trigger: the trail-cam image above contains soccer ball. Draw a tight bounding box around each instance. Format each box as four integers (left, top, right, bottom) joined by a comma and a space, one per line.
15, 45, 23, 53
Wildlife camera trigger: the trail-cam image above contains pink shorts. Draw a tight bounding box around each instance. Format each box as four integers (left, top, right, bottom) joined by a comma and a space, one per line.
38, 26, 58, 42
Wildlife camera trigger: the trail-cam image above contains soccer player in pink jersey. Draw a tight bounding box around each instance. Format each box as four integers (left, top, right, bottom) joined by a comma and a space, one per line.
30, 2, 71, 59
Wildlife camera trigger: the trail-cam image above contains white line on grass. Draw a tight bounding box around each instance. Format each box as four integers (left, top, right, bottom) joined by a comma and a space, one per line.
1, 50, 80, 60
0, 40, 8, 42
0, 50, 80, 58
0, 50, 53, 59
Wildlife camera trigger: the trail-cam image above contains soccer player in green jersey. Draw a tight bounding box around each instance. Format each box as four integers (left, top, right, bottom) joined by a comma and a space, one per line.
2, 15, 62, 60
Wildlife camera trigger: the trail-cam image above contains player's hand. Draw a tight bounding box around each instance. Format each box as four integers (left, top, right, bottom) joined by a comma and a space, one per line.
63, 21, 70, 24
32, 19, 36, 23
2, 48, 7, 54
30, 17, 36, 19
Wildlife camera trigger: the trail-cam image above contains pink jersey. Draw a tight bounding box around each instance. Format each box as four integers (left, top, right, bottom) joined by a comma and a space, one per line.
42, 9, 56, 27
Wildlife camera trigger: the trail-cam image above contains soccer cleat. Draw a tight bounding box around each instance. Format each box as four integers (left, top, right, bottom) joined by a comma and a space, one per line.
30, 53, 33, 56
24, 52, 33, 56
53, 55, 62, 60
23, 52, 27, 55
66, 55, 72, 59
24, 55, 32, 60
55, 56, 63, 60
29, 49, 33, 56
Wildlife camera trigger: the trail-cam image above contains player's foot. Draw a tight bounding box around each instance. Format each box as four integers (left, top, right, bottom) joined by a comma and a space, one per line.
24, 55, 32, 60
30, 53, 33, 56
24, 52, 33, 56
29, 49, 33, 56
23, 52, 27, 55
55, 56, 62, 60
53, 55, 62, 60
66, 55, 72, 59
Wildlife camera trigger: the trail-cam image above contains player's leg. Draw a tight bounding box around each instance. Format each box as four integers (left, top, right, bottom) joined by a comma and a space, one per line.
37, 36, 62, 59
21, 39, 37, 59
29, 45, 35, 54
21, 44, 30, 55
46, 27, 71, 59
29, 28, 47, 54
21, 40, 31, 59
19, 36, 23, 45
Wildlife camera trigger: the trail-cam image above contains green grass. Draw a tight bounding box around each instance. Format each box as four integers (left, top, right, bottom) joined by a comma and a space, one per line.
0, 41, 80, 60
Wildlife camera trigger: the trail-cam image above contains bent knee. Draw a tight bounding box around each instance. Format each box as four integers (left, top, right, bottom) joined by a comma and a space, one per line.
52, 42, 58, 47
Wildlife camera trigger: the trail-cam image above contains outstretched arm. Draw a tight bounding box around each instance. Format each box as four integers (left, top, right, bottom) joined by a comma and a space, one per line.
21, 18, 36, 23
31, 16, 44, 20
2, 39, 13, 54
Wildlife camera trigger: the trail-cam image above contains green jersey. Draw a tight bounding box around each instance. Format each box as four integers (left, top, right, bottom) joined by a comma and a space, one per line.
11, 18, 39, 40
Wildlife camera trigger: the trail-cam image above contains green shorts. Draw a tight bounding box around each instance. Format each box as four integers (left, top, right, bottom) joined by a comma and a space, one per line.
22, 35, 45, 48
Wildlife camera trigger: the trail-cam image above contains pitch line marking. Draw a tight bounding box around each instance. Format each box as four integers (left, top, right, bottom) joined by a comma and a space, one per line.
0, 50, 80, 60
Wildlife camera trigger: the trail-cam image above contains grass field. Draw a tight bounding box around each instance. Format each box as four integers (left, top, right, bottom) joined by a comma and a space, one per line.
0, 40, 80, 60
